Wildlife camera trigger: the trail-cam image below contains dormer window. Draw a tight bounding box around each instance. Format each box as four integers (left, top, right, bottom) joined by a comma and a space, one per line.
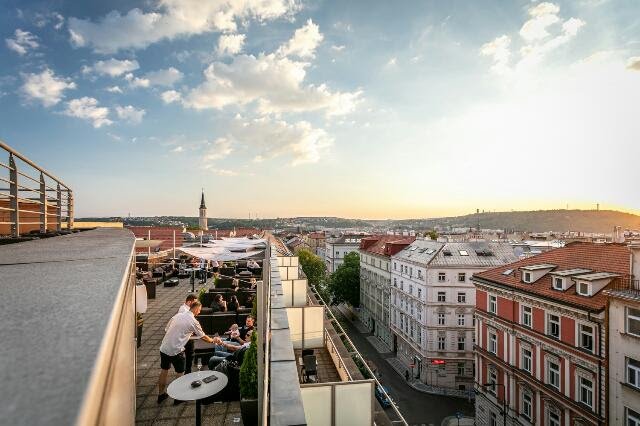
523, 272, 532, 283
577, 282, 591, 296
553, 277, 564, 291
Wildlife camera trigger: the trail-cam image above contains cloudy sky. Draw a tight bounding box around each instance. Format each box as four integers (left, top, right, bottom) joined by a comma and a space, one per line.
1, 0, 639, 219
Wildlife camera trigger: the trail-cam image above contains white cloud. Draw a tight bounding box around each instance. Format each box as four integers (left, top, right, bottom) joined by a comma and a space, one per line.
63, 97, 112, 128
106, 85, 123, 93
127, 67, 183, 88
67, 0, 297, 53
331, 45, 345, 52
518, 18, 585, 69
212, 169, 238, 176
229, 116, 332, 165
217, 33, 245, 56
115, 105, 146, 124
172, 146, 184, 153
6, 29, 39, 55
480, 35, 511, 75
183, 53, 361, 116
519, 2, 560, 41
627, 57, 640, 71
161, 89, 181, 103
204, 137, 233, 161
20, 68, 76, 107
83, 58, 139, 77
385, 57, 398, 67
277, 19, 323, 58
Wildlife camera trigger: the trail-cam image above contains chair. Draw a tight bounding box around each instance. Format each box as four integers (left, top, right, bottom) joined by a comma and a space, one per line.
301, 349, 314, 357
302, 355, 317, 383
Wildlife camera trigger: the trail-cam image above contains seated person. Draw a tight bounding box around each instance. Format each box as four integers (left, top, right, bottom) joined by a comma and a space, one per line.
210, 294, 227, 312
232, 278, 240, 289
249, 278, 257, 290
247, 259, 259, 269
228, 295, 240, 312
207, 330, 253, 370
235, 316, 254, 343
244, 294, 255, 308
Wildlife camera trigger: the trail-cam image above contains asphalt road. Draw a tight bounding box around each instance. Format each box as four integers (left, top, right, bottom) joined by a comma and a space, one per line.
332, 308, 475, 426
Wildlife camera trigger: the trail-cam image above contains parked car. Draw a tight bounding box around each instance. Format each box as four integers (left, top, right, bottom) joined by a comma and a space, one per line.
375, 385, 392, 408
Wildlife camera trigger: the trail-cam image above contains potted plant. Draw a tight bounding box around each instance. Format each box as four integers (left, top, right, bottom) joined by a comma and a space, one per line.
197, 286, 207, 303
136, 312, 144, 348
239, 332, 258, 425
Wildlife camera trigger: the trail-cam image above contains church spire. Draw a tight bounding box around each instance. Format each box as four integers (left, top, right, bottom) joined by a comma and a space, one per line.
200, 189, 206, 209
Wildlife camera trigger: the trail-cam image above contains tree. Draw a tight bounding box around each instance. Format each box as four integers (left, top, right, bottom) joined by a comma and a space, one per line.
298, 248, 326, 286
426, 230, 438, 240
327, 251, 360, 306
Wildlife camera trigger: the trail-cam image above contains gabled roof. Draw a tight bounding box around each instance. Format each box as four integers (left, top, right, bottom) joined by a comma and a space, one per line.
473, 242, 631, 311
359, 235, 415, 257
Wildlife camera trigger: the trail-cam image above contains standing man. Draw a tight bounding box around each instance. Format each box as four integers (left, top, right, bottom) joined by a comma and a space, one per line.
178, 294, 198, 372
199, 257, 207, 284
157, 301, 215, 404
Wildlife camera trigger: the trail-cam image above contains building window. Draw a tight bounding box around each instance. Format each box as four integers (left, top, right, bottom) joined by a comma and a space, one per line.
409, 284, 413, 295
521, 305, 532, 328
548, 410, 560, 426
521, 391, 532, 420
458, 314, 465, 326
488, 369, 498, 395
457, 362, 465, 376
521, 347, 532, 373
393, 262, 397, 270
418, 288, 422, 298
393, 278, 397, 287
627, 307, 640, 337
553, 277, 564, 290
627, 357, 640, 388
438, 291, 446, 302
579, 324, 594, 352
438, 313, 445, 325
437, 335, 445, 351
458, 272, 466, 282
490, 412, 498, 426
547, 360, 560, 389
457, 336, 465, 351
627, 407, 640, 426
489, 295, 497, 314
438, 272, 446, 282
547, 314, 560, 339
458, 292, 466, 303
489, 332, 497, 354
523, 272, 531, 283
577, 282, 590, 296
579, 376, 593, 408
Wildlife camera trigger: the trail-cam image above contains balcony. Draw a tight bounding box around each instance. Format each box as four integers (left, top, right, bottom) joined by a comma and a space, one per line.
606, 278, 640, 301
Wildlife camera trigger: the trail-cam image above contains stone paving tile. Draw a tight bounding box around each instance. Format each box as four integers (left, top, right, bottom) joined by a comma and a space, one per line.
135, 277, 242, 425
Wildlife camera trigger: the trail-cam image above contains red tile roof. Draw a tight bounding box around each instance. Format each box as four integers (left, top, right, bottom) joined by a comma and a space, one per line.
307, 232, 325, 239
359, 235, 416, 257
474, 242, 631, 311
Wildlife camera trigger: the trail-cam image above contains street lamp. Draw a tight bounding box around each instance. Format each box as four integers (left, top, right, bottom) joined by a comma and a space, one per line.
478, 382, 508, 426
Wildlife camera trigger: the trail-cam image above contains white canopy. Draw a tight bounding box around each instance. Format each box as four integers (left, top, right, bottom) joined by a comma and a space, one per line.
177, 237, 266, 261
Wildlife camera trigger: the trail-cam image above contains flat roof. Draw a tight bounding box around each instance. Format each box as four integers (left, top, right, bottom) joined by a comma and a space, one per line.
574, 272, 620, 281
0, 228, 135, 425
551, 268, 592, 276
520, 263, 557, 271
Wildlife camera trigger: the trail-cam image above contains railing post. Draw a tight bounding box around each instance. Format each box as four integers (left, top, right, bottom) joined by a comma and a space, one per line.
67, 189, 74, 230
39, 172, 47, 233
56, 184, 62, 232
9, 153, 19, 237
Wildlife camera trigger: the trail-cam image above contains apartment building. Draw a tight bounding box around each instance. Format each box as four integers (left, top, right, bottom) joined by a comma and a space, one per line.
359, 235, 415, 350
302, 231, 326, 256
325, 234, 366, 273
606, 243, 640, 425
390, 240, 517, 390
473, 242, 631, 426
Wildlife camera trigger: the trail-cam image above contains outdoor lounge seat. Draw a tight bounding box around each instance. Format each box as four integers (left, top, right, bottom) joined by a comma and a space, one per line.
163, 278, 179, 287
302, 355, 317, 383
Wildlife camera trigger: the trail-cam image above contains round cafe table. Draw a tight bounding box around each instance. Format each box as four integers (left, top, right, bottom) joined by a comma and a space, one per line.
167, 371, 228, 426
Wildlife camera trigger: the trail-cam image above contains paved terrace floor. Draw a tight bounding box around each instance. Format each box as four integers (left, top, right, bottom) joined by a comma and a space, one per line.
136, 276, 243, 426
294, 347, 341, 384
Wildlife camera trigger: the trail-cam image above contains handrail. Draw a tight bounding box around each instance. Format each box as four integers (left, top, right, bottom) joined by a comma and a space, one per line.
0, 141, 71, 190
309, 283, 409, 426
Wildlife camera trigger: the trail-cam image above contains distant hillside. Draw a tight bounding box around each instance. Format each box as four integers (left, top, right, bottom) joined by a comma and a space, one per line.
391, 210, 640, 233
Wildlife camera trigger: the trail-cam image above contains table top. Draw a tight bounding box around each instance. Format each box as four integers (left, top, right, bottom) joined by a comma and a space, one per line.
167, 371, 228, 401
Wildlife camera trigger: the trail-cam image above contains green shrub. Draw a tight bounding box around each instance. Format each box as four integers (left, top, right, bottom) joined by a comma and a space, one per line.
239, 332, 258, 399
197, 286, 207, 303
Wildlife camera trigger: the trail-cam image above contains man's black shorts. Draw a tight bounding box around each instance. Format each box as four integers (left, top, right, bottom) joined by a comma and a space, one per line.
160, 351, 185, 373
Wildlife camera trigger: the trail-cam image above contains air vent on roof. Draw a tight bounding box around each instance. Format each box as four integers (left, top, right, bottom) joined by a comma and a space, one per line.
502, 269, 514, 276
410, 246, 418, 251
425, 248, 436, 255
459, 250, 469, 256
475, 249, 494, 257
443, 250, 452, 256
418, 248, 427, 253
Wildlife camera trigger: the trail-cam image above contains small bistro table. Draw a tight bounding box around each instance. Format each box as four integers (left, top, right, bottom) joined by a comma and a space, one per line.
167, 371, 228, 426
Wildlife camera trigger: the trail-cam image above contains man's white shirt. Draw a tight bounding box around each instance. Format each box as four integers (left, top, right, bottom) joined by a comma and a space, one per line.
160, 311, 205, 356
178, 303, 190, 314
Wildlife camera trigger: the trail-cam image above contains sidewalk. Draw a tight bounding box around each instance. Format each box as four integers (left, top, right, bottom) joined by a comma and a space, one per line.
386, 357, 475, 400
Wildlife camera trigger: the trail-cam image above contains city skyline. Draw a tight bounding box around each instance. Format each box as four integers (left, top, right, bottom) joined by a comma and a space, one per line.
1, 0, 639, 219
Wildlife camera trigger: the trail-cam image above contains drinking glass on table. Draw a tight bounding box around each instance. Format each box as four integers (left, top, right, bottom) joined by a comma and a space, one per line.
197, 359, 203, 371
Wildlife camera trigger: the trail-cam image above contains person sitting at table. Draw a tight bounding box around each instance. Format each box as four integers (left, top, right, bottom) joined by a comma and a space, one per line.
210, 259, 219, 273
247, 259, 259, 269
157, 301, 215, 404
207, 330, 252, 370
232, 277, 240, 289
210, 294, 227, 312
227, 295, 240, 312
245, 293, 255, 308
236, 316, 254, 341
249, 277, 257, 289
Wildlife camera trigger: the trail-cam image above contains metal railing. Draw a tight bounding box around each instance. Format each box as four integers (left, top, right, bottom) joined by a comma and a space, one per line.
0, 141, 73, 237
608, 278, 640, 294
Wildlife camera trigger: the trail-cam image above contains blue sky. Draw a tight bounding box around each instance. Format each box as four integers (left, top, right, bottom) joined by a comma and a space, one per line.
1, 0, 639, 218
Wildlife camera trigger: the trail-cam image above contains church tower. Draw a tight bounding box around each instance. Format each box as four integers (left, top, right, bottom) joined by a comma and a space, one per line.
199, 190, 208, 231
